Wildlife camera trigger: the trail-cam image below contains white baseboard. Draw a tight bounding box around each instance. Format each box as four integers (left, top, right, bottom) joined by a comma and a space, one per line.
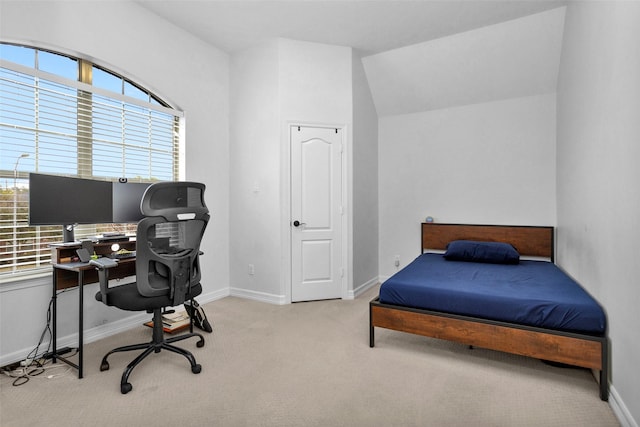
229, 279, 380, 304
230, 280, 379, 304
196, 288, 232, 305
229, 287, 287, 305
609, 384, 638, 427
348, 277, 379, 299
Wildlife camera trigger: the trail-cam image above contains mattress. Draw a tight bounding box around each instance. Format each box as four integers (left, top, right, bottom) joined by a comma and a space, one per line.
379, 253, 606, 334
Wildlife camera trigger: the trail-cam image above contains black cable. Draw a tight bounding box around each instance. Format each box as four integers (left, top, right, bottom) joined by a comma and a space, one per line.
5, 287, 73, 386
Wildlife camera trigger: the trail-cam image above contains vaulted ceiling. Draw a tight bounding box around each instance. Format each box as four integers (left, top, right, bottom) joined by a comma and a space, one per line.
137, 0, 567, 115
363, 7, 566, 115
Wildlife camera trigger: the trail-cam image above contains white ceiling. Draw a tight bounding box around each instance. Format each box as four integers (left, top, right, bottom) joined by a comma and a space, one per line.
136, 0, 566, 56
137, 0, 567, 116
363, 7, 566, 116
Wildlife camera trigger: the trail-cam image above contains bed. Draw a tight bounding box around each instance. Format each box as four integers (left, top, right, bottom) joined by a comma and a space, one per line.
369, 223, 609, 401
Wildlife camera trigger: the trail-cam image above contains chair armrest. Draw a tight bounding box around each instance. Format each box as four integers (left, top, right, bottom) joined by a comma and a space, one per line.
90, 258, 118, 305
90, 258, 118, 269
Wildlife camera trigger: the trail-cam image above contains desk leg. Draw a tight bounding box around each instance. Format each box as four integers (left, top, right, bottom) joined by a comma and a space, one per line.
52, 271, 57, 364
78, 270, 84, 379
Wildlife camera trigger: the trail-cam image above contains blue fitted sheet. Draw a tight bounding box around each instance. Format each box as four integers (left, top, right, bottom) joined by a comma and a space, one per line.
379, 253, 606, 334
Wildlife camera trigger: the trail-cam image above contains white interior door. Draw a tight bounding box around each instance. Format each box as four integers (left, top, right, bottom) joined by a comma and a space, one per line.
291, 125, 343, 302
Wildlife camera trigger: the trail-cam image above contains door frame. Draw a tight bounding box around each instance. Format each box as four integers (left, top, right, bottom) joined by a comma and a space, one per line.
281, 121, 351, 304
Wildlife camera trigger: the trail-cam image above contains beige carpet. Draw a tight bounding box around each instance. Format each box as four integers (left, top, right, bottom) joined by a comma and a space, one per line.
1, 285, 619, 426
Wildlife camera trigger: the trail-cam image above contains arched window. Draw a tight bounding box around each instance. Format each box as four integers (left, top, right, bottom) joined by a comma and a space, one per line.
0, 43, 184, 278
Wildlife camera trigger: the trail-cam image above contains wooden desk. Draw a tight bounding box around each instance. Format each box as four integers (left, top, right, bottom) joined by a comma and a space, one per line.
50, 240, 136, 378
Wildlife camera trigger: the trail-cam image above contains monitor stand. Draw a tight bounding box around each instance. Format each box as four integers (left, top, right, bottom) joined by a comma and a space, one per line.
63, 224, 76, 243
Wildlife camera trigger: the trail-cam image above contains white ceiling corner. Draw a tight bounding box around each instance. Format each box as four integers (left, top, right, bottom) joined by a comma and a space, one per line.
136, 0, 566, 56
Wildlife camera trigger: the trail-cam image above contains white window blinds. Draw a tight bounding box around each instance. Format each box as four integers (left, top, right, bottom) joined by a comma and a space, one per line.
0, 56, 183, 278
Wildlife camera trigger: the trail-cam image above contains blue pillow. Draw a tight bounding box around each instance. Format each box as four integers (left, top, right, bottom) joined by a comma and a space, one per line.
443, 240, 520, 264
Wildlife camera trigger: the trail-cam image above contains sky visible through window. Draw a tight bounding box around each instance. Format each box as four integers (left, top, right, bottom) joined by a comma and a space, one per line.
1, 43, 172, 182
0, 44, 150, 99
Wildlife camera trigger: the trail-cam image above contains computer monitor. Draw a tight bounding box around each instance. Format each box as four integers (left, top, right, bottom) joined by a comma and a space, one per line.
29, 173, 113, 227
29, 174, 153, 242
112, 181, 151, 223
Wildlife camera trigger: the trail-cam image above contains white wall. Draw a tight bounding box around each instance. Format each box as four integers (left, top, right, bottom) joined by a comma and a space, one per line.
278, 39, 352, 124
351, 52, 379, 294
229, 40, 282, 302
557, 2, 640, 424
229, 39, 354, 303
0, 1, 230, 365
378, 94, 556, 279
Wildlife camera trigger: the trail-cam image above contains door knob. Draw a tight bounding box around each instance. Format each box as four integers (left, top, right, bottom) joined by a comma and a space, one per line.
292, 220, 306, 227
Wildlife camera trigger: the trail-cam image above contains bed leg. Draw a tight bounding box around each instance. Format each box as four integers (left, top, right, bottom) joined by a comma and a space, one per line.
370, 324, 375, 348
369, 303, 375, 347
600, 338, 609, 401
600, 370, 608, 401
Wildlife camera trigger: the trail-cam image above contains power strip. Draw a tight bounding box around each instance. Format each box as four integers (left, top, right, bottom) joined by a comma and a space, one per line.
1, 347, 75, 372
43, 347, 73, 359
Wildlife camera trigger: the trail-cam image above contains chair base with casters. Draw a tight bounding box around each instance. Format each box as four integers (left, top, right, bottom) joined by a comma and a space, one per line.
99, 304, 205, 394
93, 277, 206, 394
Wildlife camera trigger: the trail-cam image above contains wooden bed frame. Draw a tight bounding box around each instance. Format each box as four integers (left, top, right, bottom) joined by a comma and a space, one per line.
369, 223, 609, 401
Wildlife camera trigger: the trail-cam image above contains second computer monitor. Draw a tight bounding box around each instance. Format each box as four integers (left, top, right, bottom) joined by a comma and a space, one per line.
112, 182, 152, 223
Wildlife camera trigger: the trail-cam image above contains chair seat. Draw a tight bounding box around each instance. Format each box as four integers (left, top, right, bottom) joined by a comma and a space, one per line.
95, 282, 202, 312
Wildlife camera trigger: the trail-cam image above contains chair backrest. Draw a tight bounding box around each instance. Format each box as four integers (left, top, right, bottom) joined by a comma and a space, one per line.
135, 182, 209, 305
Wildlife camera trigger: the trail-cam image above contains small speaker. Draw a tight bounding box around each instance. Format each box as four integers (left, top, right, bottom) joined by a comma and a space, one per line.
76, 248, 91, 263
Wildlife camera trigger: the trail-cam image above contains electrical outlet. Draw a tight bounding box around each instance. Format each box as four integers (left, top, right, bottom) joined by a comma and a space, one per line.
248, 264, 255, 275
394, 255, 400, 267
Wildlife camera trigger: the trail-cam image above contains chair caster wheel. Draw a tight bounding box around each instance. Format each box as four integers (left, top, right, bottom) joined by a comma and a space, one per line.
197, 339, 205, 348
121, 383, 132, 394
100, 361, 109, 371
192, 364, 202, 374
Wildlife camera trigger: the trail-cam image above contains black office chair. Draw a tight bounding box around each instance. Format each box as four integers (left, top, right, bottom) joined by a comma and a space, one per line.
91, 181, 209, 394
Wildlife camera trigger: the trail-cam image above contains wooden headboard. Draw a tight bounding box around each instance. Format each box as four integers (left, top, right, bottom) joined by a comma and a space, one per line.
421, 223, 554, 262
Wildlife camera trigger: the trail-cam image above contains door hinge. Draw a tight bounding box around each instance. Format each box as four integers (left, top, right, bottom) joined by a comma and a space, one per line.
339, 206, 344, 215
340, 268, 344, 278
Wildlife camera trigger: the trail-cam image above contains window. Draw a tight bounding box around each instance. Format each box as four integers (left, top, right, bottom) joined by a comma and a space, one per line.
0, 43, 183, 278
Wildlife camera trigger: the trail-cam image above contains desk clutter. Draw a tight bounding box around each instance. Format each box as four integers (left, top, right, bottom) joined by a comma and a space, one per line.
145, 311, 191, 334
51, 240, 138, 290
52, 240, 136, 262
112, 250, 136, 259
144, 301, 213, 334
